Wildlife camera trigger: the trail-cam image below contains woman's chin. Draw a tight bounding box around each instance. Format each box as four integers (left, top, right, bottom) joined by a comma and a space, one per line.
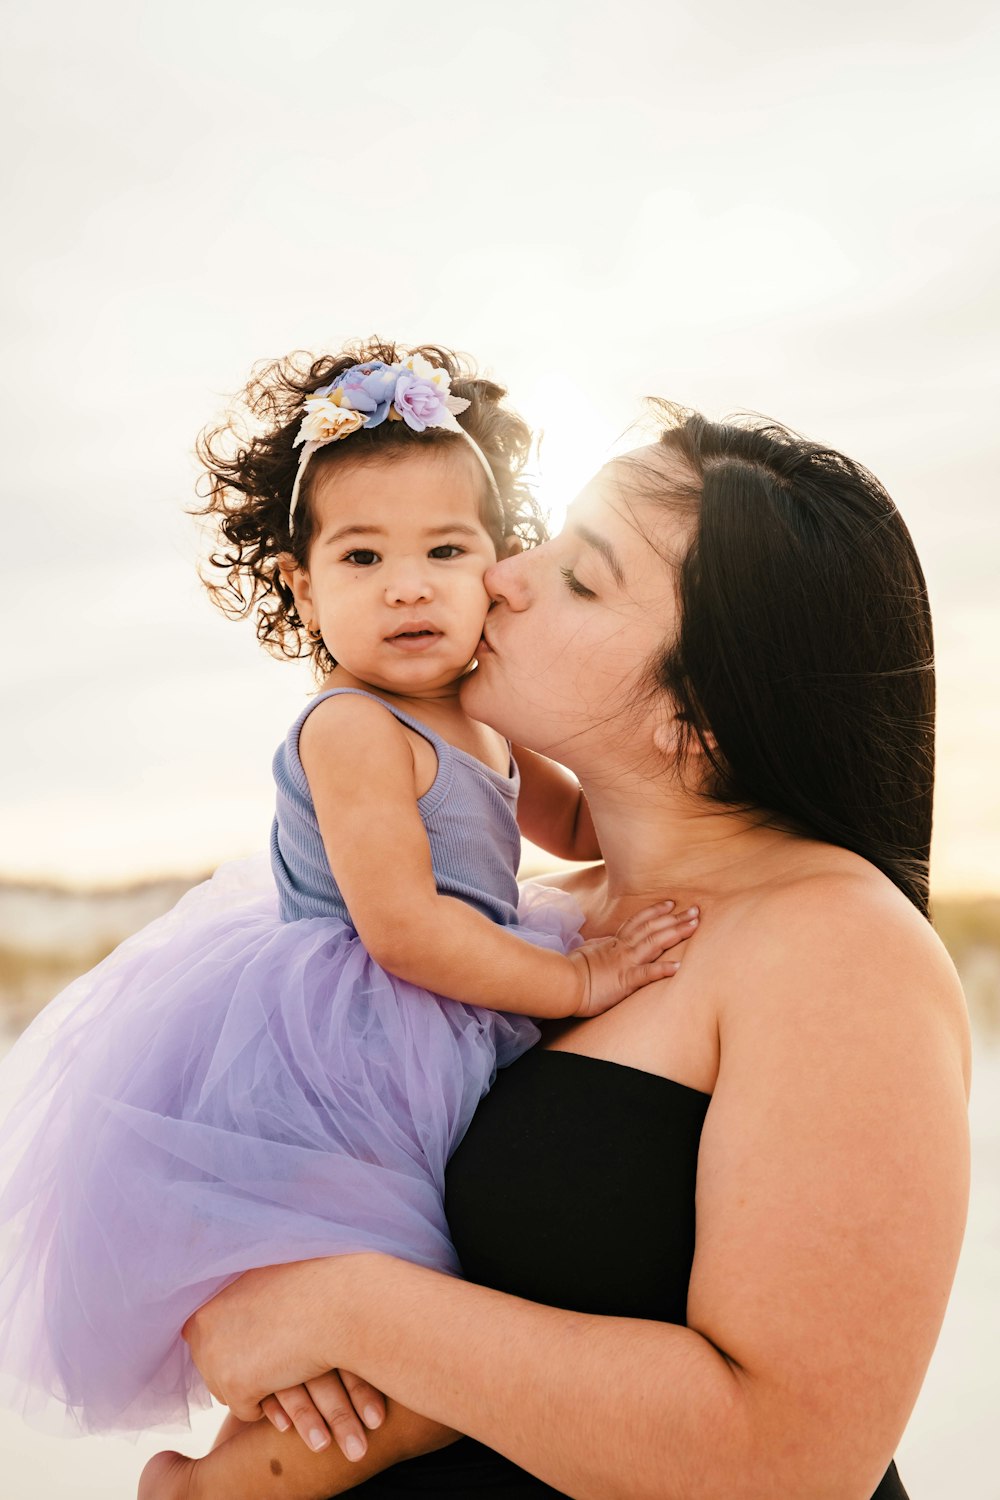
460, 659, 499, 717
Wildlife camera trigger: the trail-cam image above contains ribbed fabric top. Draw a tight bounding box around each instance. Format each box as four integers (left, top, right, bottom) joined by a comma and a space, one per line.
270, 688, 522, 927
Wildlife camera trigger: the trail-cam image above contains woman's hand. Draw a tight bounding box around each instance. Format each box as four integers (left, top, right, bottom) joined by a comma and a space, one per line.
182, 1255, 381, 1423
568, 901, 699, 1017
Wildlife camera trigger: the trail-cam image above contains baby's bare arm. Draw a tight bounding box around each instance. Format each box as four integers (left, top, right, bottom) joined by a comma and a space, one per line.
300, 695, 687, 1018
147, 1402, 455, 1500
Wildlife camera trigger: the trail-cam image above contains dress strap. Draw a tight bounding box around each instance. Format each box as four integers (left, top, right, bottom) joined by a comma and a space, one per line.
296, 687, 450, 755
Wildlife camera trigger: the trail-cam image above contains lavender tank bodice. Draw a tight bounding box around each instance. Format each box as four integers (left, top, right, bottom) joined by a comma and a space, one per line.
270, 688, 522, 927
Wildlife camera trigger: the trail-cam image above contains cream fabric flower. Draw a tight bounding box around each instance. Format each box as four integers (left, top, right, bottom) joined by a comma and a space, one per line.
297, 399, 366, 445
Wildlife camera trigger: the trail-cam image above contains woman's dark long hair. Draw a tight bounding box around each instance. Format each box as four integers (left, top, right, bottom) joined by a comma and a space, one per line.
643, 405, 935, 916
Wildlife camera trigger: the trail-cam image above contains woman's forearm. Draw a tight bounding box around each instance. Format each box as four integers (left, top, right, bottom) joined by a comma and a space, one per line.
328, 1258, 752, 1500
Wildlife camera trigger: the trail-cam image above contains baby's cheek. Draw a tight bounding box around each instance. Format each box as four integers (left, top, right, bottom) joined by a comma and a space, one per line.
467, 576, 492, 619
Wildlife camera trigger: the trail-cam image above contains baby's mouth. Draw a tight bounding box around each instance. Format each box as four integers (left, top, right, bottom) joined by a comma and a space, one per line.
386, 624, 443, 650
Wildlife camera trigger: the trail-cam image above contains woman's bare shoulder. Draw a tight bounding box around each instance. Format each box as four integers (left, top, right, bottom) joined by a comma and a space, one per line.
720, 851, 970, 1088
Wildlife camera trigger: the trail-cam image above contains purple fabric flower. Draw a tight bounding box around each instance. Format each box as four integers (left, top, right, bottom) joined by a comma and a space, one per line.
392, 372, 450, 432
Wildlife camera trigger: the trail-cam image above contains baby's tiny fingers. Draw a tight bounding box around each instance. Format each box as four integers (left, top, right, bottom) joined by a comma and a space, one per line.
273, 1382, 334, 1454
616, 901, 674, 936
662, 912, 700, 943
635, 959, 682, 985
340, 1368, 385, 1430
305, 1371, 370, 1462
628, 914, 699, 957
261, 1393, 292, 1432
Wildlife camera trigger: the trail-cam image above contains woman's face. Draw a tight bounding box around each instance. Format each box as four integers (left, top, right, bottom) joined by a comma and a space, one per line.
463, 451, 691, 769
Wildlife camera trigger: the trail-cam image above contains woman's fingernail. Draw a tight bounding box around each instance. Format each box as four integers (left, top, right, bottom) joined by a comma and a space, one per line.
345, 1434, 366, 1462
363, 1404, 383, 1429
274, 1411, 291, 1431
310, 1428, 330, 1451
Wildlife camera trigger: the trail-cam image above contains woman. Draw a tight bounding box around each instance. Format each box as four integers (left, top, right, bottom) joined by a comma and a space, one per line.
175, 406, 970, 1499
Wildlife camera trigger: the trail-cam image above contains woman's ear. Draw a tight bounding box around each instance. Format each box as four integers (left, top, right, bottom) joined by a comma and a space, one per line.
688, 723, 719, 758
652, 715, 718, 760
499, 534, 523, 560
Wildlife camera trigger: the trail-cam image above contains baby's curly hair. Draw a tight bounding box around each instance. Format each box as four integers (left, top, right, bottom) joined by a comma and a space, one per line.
197, 338, 547, 676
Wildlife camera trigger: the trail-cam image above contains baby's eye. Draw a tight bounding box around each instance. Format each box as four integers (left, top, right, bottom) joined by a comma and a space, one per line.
429, 545, 465, 560
344, 549, 380, 566
560, 566, 596, 599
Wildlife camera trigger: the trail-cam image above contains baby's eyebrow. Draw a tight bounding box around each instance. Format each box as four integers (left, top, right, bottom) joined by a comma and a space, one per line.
325, 525, 388, 543
324, 522, 483, 543
572, 523, 626, 587
423, 523, 484, 538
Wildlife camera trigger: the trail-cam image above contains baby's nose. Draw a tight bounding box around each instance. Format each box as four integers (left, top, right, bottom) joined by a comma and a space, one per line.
385, 563, 432, 604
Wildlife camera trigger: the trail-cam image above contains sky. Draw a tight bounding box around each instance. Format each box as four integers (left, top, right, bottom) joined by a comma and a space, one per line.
1, 0, 998, 892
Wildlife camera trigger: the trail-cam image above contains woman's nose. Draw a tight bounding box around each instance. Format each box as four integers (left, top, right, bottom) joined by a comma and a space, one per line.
484, 550, 530, 608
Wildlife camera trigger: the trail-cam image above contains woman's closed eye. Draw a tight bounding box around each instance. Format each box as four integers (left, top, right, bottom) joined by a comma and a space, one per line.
560, 566, 596, 599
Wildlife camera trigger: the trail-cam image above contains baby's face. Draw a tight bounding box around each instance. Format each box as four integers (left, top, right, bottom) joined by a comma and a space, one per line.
288, 448, 500, 698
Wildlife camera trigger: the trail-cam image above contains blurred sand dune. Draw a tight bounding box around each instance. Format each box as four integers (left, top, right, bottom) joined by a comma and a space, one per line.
2, 869, 998, 1040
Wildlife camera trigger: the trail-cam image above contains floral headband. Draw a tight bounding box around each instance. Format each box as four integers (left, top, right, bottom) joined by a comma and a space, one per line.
287, 353, 499, 530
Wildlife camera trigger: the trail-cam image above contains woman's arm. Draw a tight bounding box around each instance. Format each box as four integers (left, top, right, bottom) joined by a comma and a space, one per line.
299, 694, 685, 1018
510, 744, 601, 861
186, 876, 970, 1500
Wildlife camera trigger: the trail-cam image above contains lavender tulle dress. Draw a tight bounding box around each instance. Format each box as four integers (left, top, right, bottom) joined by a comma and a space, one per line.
0, 689, 583, 1434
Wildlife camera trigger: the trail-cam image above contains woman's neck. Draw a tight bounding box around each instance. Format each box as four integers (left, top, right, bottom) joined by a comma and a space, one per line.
581, 774, 800, 914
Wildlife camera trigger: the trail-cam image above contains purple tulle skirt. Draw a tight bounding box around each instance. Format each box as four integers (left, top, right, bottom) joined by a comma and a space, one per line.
0, 857, 582, 1434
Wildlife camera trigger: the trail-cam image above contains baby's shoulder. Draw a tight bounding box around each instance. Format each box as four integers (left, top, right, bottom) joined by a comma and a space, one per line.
296, 691, 420, 797
299, 689, 411, 749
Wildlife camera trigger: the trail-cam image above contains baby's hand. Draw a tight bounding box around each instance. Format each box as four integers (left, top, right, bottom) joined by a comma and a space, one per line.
567, 901, 698, 1019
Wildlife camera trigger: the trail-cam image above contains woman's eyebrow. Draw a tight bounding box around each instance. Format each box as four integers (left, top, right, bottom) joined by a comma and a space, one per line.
572, 523, 626, 587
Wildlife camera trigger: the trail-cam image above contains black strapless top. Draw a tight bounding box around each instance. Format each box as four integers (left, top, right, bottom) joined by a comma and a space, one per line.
344, 1050, 908, 1499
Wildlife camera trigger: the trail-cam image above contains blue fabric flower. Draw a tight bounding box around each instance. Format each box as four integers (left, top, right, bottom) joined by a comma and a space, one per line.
328, 361, 399, 427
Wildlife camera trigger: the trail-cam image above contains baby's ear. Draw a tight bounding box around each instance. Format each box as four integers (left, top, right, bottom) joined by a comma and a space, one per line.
277, 553, 313, 617
276, 552, 303, 589
499, 534, 523, 560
